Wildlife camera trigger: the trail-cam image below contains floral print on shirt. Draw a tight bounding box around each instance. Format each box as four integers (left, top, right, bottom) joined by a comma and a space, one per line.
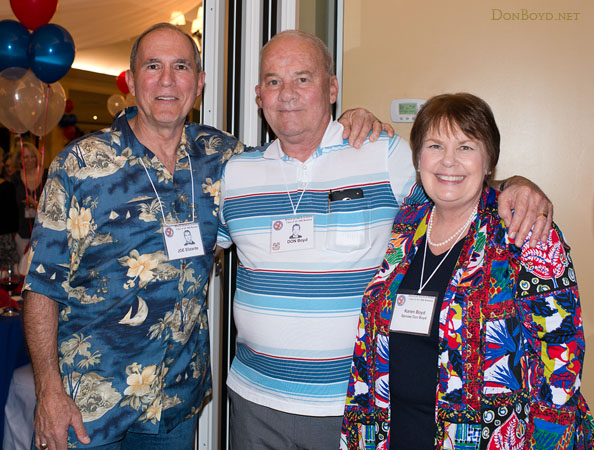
25, 108, 244, 447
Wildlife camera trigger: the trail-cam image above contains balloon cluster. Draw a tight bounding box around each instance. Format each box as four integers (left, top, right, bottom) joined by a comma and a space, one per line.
0, 0, 75, 135
107, 70, 135, 117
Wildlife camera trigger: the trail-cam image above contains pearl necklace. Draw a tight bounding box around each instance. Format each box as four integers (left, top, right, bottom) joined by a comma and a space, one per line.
427, 202, 478, 247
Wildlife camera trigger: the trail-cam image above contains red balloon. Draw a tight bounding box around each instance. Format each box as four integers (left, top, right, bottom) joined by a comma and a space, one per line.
9, 0, 59, 31
116, 71, 129, 95
65, 98, 74, 113
63, 125, 76, 141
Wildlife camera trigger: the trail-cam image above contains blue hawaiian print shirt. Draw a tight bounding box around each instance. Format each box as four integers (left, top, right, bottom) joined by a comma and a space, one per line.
24, 108, 243, 447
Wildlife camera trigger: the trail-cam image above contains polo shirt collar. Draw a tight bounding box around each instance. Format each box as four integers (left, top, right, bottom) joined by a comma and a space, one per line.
262, 119, 343, 162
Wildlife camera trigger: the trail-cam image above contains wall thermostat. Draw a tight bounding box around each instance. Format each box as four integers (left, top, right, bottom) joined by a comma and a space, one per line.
390, 98, 426, 123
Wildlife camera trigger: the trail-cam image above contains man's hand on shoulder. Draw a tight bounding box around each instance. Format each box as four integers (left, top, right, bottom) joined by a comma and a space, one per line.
338, 108, 395, 149
496, 175, 553, 248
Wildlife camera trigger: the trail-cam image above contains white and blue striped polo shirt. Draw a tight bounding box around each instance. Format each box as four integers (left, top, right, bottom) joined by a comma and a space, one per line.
217, 120, 423, 416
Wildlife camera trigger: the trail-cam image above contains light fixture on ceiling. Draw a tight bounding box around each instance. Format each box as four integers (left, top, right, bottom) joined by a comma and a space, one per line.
191, 6, 203, 52
191, 6, 203, 35
170, 11, 186, 26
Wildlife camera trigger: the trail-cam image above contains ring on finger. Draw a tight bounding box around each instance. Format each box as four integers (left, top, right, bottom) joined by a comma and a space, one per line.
537, 212, 548, 218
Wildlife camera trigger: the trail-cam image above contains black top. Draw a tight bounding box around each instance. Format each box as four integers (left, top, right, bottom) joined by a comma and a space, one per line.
0, 179, 18, 235
12, 170, 47, 239
389, 236, 465, 450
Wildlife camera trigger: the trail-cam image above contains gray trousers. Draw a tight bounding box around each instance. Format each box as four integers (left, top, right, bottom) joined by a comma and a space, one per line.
228, 389, 343, 450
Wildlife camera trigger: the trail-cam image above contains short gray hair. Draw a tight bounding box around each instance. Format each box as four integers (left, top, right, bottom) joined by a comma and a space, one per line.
261, 30, 335, 77
130, 23, 202, 73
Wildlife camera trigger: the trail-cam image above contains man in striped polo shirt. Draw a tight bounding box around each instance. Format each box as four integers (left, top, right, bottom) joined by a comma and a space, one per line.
217, 30, 552, 449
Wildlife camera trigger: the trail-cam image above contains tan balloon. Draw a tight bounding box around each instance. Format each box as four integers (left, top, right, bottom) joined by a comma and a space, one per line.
14, 70, 46, 133
0, 67, 29, 134
28, 82, 67, 137
107, 94, 126, 117
125, 93, 136, 108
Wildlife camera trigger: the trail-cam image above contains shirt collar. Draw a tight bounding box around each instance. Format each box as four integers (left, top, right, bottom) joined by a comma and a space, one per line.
262, 119, 343, 162
112, 107, 191, 167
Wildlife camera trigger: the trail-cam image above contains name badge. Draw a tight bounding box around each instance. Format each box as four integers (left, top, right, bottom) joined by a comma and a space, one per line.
163, 222, 205, 260
25, 207, 36, 219
270, 216, 314, 252
389, 290, 438, 336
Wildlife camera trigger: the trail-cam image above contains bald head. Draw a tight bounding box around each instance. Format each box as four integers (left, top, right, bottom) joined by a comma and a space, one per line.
255, 29, 339, 161
260, 30, 334, 80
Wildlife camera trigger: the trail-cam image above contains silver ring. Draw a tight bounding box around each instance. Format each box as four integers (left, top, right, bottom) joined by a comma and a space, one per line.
40, 444, 48, 450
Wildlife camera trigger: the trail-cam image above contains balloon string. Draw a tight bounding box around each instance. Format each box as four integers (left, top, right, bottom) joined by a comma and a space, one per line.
40, 84, 49, 171
18, 136, 31, 235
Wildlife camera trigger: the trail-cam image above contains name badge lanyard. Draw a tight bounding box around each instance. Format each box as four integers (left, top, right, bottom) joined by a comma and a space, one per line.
279, 158, 310, 215
139, 152, 196, 226
139, 153, 196, 331
390, 212, 476, 336
418, 218, 470, 294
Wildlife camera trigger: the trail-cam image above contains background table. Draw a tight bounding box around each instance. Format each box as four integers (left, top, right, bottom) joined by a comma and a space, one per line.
0, 292, 29, 447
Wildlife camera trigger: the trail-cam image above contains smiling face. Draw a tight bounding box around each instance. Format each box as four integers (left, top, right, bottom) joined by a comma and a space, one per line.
23, 145, 38, 171
256, 34, 338, 156
126, 28, 205, 132
419, 121, 489, 215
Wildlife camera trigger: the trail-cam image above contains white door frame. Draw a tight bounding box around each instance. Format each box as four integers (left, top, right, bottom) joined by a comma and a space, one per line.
198, 1, 226, 448
199, 1, 344, 448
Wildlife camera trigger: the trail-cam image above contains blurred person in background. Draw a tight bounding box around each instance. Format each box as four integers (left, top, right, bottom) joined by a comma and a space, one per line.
2, 151, 18, 180
0, 148, 19, 266
12, 142, 47, 260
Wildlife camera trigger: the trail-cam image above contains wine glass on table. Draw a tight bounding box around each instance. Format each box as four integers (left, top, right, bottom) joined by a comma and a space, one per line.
0, 264, 19, 316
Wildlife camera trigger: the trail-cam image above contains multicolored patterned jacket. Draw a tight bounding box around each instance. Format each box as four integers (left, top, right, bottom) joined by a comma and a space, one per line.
341, 188, 593, 449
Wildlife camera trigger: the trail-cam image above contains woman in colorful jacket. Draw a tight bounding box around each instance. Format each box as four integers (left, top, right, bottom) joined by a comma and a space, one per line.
341, 93, 593, 450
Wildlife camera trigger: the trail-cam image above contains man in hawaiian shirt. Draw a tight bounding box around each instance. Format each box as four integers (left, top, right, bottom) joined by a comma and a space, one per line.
22, 23, 238, 450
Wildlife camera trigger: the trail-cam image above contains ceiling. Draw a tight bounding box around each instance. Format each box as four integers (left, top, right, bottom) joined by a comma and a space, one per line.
0, 0, 203, 76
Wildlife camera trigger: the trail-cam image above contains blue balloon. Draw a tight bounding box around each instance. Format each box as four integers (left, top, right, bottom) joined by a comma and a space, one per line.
0, 20, 31, 71
29, 24, 75, 84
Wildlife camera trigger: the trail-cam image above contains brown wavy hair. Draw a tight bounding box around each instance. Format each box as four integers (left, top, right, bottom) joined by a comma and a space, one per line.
410, 93, 500, 184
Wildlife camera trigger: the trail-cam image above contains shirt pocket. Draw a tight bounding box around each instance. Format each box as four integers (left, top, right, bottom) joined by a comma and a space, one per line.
325, 197, 370, 252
